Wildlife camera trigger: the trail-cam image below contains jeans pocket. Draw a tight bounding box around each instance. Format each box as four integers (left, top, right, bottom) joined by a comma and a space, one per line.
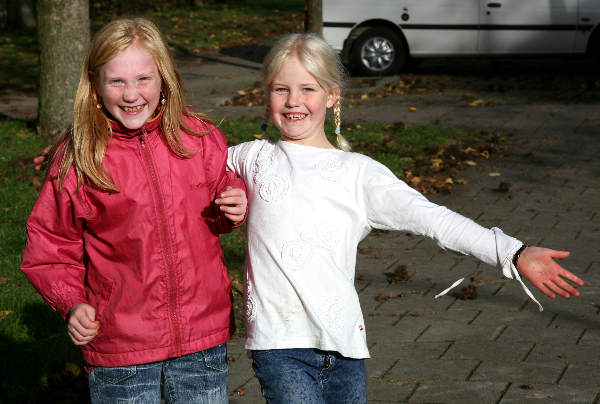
202, 343, 228, 372
92, 365, 137, 384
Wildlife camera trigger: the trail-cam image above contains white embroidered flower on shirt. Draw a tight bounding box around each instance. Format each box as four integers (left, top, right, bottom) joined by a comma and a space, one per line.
281, 239, 312, 271
259, 174, 290, 202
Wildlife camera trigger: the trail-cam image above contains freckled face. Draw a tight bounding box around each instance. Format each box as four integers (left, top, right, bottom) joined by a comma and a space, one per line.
96, 44, 162, 130
268, 56, 338, 148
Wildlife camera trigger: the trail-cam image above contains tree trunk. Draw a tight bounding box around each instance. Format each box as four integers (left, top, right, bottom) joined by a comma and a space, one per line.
37, 0, 89, 141
305, 0, 322, 37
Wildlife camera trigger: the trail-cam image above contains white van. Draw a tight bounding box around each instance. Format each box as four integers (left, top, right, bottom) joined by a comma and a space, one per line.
322, 0, 600, 75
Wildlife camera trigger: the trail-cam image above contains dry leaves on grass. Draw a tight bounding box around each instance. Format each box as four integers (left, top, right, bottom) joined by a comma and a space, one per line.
399, 133, 510, 195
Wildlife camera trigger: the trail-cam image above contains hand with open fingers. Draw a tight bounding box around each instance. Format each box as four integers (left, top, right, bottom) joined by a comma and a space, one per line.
517, 246, 584, 299
67, 303, 100, 346
215, 186, 247, 223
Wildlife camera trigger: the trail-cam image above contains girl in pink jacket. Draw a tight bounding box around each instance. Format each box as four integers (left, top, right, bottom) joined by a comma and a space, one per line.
21, 18, 246, 404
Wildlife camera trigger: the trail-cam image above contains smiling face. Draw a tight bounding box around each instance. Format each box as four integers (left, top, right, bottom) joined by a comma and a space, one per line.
96, 43, 162, 130
268, 56, 338, 148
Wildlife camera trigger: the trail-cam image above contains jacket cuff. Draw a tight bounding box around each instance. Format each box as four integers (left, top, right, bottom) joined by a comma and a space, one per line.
48, 282, 88, 321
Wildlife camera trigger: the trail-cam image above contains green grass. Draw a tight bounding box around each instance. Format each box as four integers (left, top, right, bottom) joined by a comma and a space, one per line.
0, 118, 86, 401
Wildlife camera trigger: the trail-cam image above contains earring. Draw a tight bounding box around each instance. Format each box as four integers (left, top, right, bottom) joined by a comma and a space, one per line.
96, 103, 102, 110
96, 95, 103, 110
160, 91, 166, 105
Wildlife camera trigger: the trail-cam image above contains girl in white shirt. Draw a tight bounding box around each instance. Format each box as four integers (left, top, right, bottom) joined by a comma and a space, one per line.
226, 33, 584, 404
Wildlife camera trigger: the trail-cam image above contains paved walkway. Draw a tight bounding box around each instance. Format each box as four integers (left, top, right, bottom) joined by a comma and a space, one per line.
2, 51, 598, 404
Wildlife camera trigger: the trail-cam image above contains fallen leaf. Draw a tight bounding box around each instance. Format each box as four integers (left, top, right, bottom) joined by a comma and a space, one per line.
375, 293, 393, 302
459, 284, 478, 300
430, 158, 443, 169
386, 265, 410, 283
0, 310, 13, 319
0, 277, 11, 285
464, 160, 477, 166
32, 176, 42, 190
468, 99, 485, 107
488, 172, 501, 176
65, 363, 81, 377
409, 107, 417, 112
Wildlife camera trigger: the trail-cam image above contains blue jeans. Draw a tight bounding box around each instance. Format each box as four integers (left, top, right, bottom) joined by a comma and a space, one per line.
88, 344, 228, 404
250, 348, 366, 404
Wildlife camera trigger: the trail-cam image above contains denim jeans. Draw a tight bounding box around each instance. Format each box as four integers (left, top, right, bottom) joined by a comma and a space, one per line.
250, 348, 366, 404
88, 343, 228, 404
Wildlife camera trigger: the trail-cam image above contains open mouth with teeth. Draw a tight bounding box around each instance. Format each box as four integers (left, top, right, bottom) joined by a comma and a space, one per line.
284, 113, 307, 121
121, 105, 145, 113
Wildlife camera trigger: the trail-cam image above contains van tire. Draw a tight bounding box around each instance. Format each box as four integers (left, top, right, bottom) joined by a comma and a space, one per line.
350, 27, 406, 76
588, 27, 600, 62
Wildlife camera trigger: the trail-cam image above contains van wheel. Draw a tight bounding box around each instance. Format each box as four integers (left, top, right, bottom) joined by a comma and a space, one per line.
350, 27, 406, 76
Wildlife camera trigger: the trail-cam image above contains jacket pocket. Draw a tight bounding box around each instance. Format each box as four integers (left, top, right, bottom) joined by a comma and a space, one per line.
85, 268, 114, 323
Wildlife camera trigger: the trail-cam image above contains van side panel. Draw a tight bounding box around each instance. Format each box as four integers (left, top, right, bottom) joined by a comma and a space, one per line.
323, 0, 481, 56
478, 0, 578, 53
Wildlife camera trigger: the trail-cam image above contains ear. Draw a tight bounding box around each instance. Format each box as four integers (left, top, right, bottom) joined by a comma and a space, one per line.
326, 86, 340, 108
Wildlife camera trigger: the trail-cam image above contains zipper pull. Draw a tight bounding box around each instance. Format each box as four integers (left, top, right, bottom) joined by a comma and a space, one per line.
140, 126, 148, 147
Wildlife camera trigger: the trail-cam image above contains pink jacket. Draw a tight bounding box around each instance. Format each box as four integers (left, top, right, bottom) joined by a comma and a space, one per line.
21, 114, 245, 367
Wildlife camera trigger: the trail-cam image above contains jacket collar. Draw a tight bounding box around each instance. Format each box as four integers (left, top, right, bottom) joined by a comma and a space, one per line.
109, 111, 163, 140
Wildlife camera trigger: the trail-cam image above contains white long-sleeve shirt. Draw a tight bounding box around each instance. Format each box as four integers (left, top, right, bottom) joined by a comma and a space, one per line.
227, 139, 533, 359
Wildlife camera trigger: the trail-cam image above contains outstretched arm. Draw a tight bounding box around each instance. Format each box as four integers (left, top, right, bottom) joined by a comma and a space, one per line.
516, 247, 584, 299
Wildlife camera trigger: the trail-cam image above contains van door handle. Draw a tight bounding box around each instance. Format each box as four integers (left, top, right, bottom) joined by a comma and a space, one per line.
487, 2, 502, 7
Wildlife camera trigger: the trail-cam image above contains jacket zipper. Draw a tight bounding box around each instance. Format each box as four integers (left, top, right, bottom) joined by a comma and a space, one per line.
139, 128, 182, 356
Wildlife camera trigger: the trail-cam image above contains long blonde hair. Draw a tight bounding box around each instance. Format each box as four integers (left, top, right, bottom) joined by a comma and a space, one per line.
55, 17, 209, 192
263, 33, 350, 151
